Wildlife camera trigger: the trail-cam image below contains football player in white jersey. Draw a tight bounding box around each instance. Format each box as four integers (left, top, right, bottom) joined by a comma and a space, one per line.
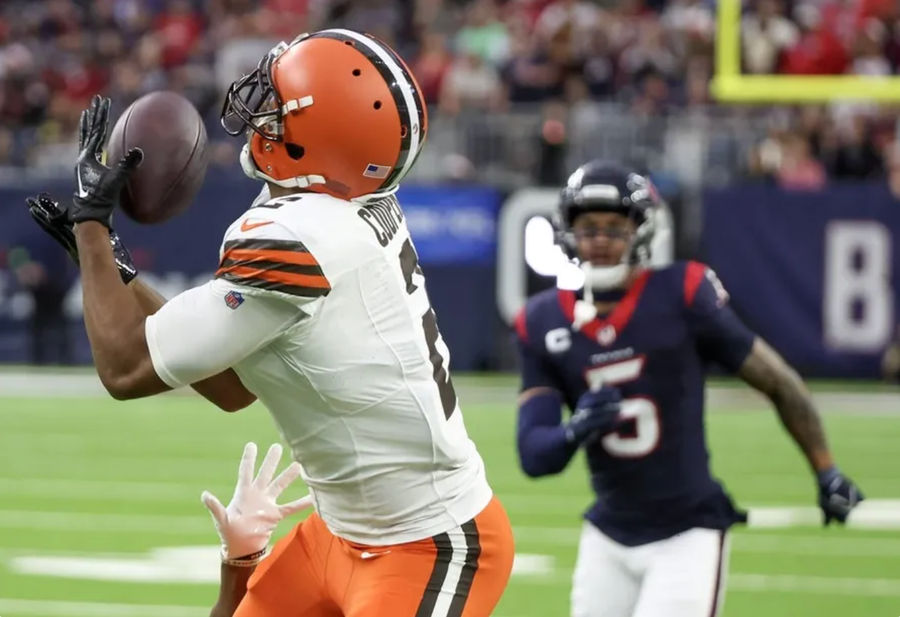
26, 29, 514, 617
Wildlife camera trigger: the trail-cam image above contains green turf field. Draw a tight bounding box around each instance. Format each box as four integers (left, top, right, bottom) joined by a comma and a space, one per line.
0, 372, 898, 617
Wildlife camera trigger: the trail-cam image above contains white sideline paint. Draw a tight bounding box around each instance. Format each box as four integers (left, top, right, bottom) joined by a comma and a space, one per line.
0, 598, 209, 617
748, 499, 900, 530
729, 573, 900, 597
2, 501, 899, 536
1, 369, 898, 414
10, 547, 554, 584
7, 551, 900, 599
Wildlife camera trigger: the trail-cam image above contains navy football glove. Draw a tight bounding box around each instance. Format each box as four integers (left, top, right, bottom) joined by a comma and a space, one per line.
72, 95, 142, 228
817, 466, 864, 525
565, 386, 623, 445
26, 192, 138, 284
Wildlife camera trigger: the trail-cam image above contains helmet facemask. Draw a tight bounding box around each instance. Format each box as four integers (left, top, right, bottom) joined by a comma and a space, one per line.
221, 41, 289, 142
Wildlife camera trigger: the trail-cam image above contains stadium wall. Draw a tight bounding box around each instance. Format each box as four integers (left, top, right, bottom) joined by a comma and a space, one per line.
702, 183, 899, 378
1, 173, 897, 377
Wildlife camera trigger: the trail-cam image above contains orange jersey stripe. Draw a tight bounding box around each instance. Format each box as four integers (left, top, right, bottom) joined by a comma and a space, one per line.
216, 264, 331, 289
221, 248, 320, 267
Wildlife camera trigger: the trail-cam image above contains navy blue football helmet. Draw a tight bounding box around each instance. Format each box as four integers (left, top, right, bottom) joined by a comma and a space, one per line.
555, 161, 661, 289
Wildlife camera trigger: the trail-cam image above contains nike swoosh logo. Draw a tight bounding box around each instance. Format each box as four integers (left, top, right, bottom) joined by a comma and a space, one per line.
77, 168, 89, 199
360, 550, 391, 560
241, 219, 274, 232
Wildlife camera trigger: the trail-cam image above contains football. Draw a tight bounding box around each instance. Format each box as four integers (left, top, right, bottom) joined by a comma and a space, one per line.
106, 91, 209, 224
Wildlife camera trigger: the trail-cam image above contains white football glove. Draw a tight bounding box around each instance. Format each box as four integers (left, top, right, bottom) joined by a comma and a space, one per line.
201, 442, 313, 560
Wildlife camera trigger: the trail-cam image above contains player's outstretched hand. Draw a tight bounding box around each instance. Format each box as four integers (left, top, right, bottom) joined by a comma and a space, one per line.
26, 192, 138, 284
72, 94, 142, 228
202, 442, 313, 563
817, 466, 864, 525
565, 386, 624, 445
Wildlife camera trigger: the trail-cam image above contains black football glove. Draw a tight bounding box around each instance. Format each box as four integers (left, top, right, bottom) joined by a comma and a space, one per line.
817, 466, 864, 525
565, 386, 624, 445
72, 94, 143, 228
26, 192, 138, 284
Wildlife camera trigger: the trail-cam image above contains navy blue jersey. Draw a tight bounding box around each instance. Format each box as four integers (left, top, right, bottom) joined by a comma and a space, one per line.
515, 261, 756, 546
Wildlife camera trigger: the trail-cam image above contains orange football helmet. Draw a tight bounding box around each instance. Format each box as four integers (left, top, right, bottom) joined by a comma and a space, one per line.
221, 29, 428, 200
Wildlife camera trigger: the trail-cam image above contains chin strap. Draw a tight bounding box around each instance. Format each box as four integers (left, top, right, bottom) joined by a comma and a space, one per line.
572, 262, 633, 330
572, 263, 598, 329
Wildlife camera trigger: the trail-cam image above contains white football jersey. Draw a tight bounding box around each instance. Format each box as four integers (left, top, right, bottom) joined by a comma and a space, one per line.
145, 189, 492, 545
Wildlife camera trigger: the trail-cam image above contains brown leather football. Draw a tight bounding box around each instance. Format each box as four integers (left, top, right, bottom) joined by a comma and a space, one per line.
107, 91, 209, 224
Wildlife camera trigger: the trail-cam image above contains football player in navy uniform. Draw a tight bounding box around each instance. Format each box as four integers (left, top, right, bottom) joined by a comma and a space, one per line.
514, 160, 864, 617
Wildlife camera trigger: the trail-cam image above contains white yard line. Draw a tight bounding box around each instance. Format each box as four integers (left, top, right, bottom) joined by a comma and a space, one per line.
0, 478, 228, 502
2, 502, 900, 536
514, 526, 900, 557
729, 573, 900, 597
0, 598, 209, 617
0, 510, 211, 535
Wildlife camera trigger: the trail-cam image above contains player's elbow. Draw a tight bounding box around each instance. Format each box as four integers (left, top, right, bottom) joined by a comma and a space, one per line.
517, 444, 559, 478
213, 392, 257, 413
519, 457, 548, 478
100, 370, 143, 401
98, 357, 165, 401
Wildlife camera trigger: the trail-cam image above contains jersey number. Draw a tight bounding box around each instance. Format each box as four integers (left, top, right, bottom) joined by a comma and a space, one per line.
399, 239, 458, 418
585, 357, 659, 458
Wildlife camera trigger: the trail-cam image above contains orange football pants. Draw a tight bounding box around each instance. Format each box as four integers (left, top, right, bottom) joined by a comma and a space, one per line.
234, 496, 514, 617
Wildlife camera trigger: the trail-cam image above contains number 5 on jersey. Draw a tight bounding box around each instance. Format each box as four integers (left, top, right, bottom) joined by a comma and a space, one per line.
398, 239, 458, 418
586, 357, 659, 458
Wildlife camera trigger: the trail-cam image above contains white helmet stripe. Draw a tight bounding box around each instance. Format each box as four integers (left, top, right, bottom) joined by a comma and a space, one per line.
322, 28, 421, 185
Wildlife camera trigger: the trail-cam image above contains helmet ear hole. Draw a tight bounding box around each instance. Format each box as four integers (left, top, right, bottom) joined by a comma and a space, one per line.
285, 143, 305, 159
400, 125, 408, 138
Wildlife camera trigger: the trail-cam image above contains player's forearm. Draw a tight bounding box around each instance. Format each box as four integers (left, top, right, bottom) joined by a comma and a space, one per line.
75, 222, 162, 398
517, 389, 578, 477
739, 339, 833, 472
518, 425, 577, 477
210, 563, 254, 617
769, 372, 833, 472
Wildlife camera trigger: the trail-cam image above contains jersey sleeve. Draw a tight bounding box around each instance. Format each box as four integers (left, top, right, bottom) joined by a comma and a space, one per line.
145, 278, 306, 389
514, 306, 565, 392
683, 261, 756, 373
215, 219, 331, 306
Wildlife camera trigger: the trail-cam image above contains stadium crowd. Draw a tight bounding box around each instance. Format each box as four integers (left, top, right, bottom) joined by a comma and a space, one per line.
0, 0, 899, 186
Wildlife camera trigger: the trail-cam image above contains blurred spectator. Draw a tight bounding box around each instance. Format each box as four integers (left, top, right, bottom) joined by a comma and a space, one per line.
413, 32, 453, 105
741, 0, 799, 74
440, 50, 506, 115
830, 115, 884, 179
851, 18, 892, 76
781, 3, 849, 74
534, 0, 603, 62
619, 19, 680, 81
153, 0, 204, 68
886, 144, 900, 198
536, 100, 568, 185
777, 131, 827, 190
629, 67, 671, 117
9, 239, 74, 365
0, 0, 896, 188
455, 0, 510, 67
502, 24, 565, 102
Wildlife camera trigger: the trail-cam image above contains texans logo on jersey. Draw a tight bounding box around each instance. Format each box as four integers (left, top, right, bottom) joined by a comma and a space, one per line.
224, 290, 244, 310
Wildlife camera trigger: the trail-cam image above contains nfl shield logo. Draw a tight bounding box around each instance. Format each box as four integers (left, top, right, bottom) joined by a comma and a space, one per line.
597, 325, 617, 346
224, 291, 244, 310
